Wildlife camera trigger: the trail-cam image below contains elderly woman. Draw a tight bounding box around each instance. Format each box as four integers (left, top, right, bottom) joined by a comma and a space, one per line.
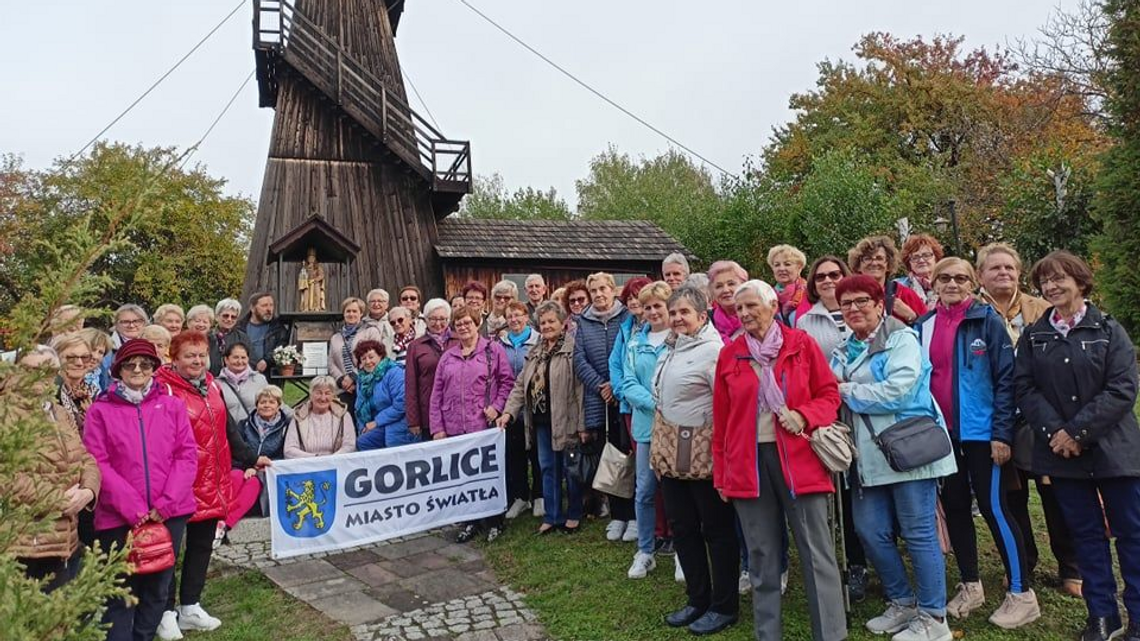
398, 285, 427, 337
499, 301, 541, 519
707, 260, 749, 343
977, 243, 1081, 596
497, 301, 584, 534
405, 299, 458, 442
796, 255, 853, 358
831, 275, 956, 640
848, 235, 927, 325
328, 297, 383, 411
562, 279, 590, 337
431, 306, 515, 543
141, 325, 172, 364
364, 288, 396, 352
461, 281, 490, 334
486, 280, 519, 337
713, 279, 846, 641
84, 339, 197, 641
1015, 251, 1140, 641
81, 327, 114, 392
153, 304, 185, 339
185, 305, 213, 334
767, 245, 811, 326
284, 376, 356, 458
208, 299, 248, 376
915, 257, 1037, 628
574, 272, 634, 540
619, 281, 674, 579
388, 307, 418, 365
52, 334, 99, 433
609, 277, 653, 432
897, 234, 945, 307
217, 342, 269, 427
237, 385, 290, 461
662, 252, 691, 290
353, 340, 410, 451
11, 346, 100, 592
654, 285, 739, 635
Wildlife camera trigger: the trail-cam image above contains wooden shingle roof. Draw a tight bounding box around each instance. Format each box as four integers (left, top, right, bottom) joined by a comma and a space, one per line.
435, 218, 695, 262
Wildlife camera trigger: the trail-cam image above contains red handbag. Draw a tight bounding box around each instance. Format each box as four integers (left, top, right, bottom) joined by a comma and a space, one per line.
128, 521, 175, 575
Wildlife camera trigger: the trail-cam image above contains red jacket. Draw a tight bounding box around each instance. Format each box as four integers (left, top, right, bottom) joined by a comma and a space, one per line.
712, 325, 840, 498
156, 366, 232, 522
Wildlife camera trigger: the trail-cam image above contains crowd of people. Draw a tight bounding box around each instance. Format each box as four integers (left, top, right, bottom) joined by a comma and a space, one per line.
11, 233, 1140, 641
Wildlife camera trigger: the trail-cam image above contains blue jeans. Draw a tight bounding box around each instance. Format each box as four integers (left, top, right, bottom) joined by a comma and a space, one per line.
356, 425, 385, 451
385, 424, 421, 448
634, 441, 658, 554
852, 478, 946, 617
1052, 476, 1140, 619
535, 424, 582, 526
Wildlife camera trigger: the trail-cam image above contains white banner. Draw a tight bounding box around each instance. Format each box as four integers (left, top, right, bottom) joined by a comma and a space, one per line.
267, 430, 506, 559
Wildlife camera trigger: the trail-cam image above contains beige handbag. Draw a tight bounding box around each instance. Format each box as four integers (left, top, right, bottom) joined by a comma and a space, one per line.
804, 421, 857, 473
592, 442, 635, 498
650, 411, 714, 480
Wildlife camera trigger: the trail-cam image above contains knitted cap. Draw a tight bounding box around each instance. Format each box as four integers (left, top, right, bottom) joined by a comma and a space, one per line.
111, 338, 162, 379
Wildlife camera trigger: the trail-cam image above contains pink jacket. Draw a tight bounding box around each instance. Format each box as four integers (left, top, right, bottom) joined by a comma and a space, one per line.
430, 337, 515, 437
82, 383, 199, 531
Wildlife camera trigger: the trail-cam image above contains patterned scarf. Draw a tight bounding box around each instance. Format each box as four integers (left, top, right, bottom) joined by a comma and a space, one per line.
219, 366, 252, 388
744, 321, 786, 412
340, 323, 361, 377
252, 411, 281, 438
355, 359, 396, 424
186, 374, 209, 397
776, 278, 807, 320
393, 328, 417, 354
1050, 303, 1088, 337
59, 379, 98, 434
529, 335, 564, 415
710, 303, 743, 344
115, 379, 154, 405
214, 329, 230, 354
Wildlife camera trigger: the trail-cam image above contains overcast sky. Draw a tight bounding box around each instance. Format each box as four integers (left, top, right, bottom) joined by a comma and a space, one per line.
2, 0, 1077, 209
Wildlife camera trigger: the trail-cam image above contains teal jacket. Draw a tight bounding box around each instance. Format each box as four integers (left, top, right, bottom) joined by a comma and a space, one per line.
618, 323, 669, 443
830, 317, 957, 487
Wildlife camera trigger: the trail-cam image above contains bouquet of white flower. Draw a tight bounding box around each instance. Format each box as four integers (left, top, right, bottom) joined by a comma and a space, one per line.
272, 344, 305, 366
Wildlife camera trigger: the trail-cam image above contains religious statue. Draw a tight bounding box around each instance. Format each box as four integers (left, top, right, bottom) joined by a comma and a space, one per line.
297, 247, 327, 311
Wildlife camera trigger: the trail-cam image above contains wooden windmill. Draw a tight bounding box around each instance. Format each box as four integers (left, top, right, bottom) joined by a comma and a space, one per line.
243, 0, 471, 310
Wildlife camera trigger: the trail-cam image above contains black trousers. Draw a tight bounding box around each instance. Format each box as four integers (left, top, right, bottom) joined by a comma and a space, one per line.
602, 405, 634, 521
167, 518, 218, 611
662, 476, 740, 616
1007, 468, 1082, 581
505, 415, 530, 504
99, 515, 188, 641
21, 550, 81, 592
840, 479, 867, 567
941, 442, 1031, 591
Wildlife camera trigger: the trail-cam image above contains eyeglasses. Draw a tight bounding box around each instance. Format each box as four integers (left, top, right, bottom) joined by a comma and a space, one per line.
863, 255, 889, 265
911, 251, 936, 262
839, 297, 876, 311
121, 360, 155, 372
1039, 274, 1071, 287
390, 319, 406, 326
427, 316, 449, 324
935, 274, 972, 285
369, 300, 386, 306
568, 297, 588, 305
494, 295, 513, 301
400, 295, 418, 302
63, 354, 93, 363
813, 270, 843, 283
118, 318, 144, 326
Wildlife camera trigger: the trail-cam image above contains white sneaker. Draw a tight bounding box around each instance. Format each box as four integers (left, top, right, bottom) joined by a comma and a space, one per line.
605, 520, 626, 541
505, 498, 530, 520
891, 610, 952, 641
738, 570, 751, 595
532, 498, 545, 518
866, 602, 918, 635
781, 569, 789, 595
674, 555, 685, 582
177, 603, 221, 631
622, 520, 638, 542
627, 551, 657, 579
946, 581, 985, 619
988, 590, 1041, 629
156, 611, 183, 640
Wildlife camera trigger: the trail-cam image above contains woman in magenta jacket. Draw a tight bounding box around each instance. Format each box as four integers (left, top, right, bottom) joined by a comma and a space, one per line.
712, 279, 846, 641
430, 305, 515, 542
84, 339, 198, 641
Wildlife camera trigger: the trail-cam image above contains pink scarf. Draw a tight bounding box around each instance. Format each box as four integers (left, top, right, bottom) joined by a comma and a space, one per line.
744, 321, 786, 412
776, 278, 807, 320
711, 303, 743, 344
220, 366, 252, 387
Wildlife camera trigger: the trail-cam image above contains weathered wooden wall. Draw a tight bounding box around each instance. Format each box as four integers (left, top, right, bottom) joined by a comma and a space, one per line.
442, 262, 658, 300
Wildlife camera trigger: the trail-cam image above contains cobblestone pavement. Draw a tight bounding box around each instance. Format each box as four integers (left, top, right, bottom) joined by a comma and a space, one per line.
214, 518, 547, 641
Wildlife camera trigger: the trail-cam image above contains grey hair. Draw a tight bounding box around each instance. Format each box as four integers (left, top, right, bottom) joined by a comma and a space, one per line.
525, 274, 545, 286
667, 284, 708, 312
22, 344, 61, 369
114, 303, 149, 324
492, 279, 518, 297
214, 298, 241, 317
535, 300, 567, 322
684, 273, 709, 293
734, 279, 779, 306
309, 375, 338, 394
186, 304, 214, 323
422, 298, 451, 319
388, 306, 412, 320
662, 252, 691, 275
367, 288, 390, 303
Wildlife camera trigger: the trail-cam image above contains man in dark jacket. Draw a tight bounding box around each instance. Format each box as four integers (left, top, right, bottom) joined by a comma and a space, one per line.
236, 292, 289, 374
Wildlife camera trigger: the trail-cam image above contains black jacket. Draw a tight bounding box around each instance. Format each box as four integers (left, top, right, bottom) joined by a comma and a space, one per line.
1014, 304, 1140, 479
235, 315, 290, 369
207, 328, 250, 376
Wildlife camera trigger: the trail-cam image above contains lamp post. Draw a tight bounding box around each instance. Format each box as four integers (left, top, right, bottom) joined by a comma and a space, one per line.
933, 200, 962, 256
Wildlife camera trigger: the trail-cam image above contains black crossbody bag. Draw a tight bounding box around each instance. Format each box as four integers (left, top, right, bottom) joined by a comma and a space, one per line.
858, 413, 950, 473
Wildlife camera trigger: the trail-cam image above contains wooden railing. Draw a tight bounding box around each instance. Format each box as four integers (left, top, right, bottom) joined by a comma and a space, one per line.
254, 0, 471, 191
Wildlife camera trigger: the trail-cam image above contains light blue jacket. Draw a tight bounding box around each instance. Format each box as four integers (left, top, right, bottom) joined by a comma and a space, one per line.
830, 317, 957, 487
608, 314, 642, 414
618, 323, 668, 443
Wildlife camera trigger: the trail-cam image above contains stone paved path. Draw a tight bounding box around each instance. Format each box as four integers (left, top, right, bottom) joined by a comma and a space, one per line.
213, 518, 546, 641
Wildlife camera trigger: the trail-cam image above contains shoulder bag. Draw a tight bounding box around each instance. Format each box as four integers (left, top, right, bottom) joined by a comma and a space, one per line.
592, 412, 635, 498
858, 413, 950, 473
804, 421, 857, 473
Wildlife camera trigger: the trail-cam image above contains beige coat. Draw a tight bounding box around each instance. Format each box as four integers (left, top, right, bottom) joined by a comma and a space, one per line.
11, 402, 100, 559
327, 324, 385, 382
503, 335, 583, 452
284, 401, 356, 458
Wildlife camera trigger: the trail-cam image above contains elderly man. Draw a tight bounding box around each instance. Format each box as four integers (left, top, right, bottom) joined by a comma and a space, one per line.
662, 253, 691, 290
208, 298, 249, 375
977, 242, 1082, 598
364, 288, 396, 353
524, 274, 548, 319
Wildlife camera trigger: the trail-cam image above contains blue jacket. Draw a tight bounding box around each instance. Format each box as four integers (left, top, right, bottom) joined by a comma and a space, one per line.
364, 364, 408, 439
574, 302, 630, 429
916, 301, 1016, 444
237, 409, 291, 461
499, 328, 539, 378
608, 314, 642, 414
618, 323, 668, 443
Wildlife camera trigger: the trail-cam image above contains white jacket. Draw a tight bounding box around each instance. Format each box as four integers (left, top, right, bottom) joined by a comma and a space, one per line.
652, 322, 721, 427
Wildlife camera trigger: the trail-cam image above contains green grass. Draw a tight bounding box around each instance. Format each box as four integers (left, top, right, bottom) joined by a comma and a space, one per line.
188, 570, 353, 641
479, 501, 1090, 641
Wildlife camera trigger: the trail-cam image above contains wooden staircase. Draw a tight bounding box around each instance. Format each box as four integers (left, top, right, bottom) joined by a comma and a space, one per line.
253, 0, 471, 216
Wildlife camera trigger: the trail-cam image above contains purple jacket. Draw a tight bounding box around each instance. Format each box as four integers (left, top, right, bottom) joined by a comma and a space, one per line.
430, 337, 515, 437
83, 382, 199, 531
